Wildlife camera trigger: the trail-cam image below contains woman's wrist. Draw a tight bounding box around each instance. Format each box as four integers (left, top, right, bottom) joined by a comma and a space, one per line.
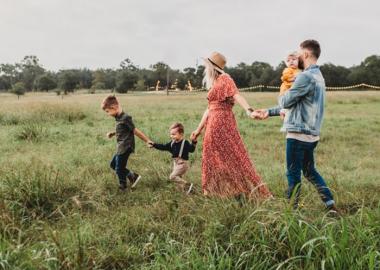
246, 107, 254, 117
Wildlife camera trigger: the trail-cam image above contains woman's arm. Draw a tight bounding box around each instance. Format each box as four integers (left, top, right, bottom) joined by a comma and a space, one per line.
233, 93, 252, 111
191, 108, 209, 140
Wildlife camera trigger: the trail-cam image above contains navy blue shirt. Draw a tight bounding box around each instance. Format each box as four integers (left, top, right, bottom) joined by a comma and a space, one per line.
153, 140, 196, 160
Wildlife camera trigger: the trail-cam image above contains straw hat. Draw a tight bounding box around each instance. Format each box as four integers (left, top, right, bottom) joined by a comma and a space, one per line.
204, 51, 226, 73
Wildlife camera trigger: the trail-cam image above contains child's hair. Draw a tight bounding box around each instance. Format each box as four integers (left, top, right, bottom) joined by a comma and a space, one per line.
101, 95, 119, 110
170, 122, 184, 134
300, 39, 321, 59
286, 51, 304, 70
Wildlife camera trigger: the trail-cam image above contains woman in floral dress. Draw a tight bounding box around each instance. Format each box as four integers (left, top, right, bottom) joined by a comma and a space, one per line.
191, 52, 272, 199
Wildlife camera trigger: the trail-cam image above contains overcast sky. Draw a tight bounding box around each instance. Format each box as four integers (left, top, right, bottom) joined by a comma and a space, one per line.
1, 0, 379, 71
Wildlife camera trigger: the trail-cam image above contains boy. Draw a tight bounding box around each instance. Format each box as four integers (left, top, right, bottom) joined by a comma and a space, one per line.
101, 95, 152, 191
149, 123, 196, 194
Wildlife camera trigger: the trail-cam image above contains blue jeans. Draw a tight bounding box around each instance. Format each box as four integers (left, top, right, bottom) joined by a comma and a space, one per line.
286, 138, 335, 207
110, 150, 132, 186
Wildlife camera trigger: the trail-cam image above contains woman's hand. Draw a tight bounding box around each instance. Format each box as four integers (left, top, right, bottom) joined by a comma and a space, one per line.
190, 130, 201, 141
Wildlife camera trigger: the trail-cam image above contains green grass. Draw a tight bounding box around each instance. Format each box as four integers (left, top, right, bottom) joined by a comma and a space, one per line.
0, 91, 379, 269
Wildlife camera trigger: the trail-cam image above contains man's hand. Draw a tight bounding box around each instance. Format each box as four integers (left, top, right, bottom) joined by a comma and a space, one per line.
251, 109, 269, 120
107, 132, 116, 138
147, 140, 154, 148
280, 109, 286, 120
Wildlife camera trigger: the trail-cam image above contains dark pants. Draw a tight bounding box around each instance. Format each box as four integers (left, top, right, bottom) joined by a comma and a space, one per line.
286, 138, 335, 208
110, 150, 132, 185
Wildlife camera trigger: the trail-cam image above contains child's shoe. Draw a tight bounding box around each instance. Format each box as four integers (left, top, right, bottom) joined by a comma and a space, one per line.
185, 183, 194, 195
128, 173, 142, 188
119, 183, 127, 191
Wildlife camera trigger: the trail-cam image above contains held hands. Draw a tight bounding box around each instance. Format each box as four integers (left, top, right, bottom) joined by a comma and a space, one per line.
190, 130, 201, 141
107, 132, 116, 139
147, 140, 154, 148
250, 109, 269, 120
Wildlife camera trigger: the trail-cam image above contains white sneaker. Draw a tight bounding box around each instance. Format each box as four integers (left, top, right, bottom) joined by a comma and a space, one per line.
186, 183, 194, 195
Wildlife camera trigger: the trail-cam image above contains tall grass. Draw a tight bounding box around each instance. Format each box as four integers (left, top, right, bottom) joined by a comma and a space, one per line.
0, 92, 379, 269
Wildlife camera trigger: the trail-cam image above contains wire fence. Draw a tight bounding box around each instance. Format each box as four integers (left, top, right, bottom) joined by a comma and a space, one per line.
192, 83, 380, 92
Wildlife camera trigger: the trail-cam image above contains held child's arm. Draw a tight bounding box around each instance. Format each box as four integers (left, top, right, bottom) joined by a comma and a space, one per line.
133, 128, 151, 143
188, 140, 197, 153
152, 142, 172, 152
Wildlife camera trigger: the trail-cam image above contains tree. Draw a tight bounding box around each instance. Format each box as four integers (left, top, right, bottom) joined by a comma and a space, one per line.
115, 70, 138, 93
20, 55, 45, 91
120, 58, 138, 71
58, 70, 79, 94
11, 82, 26, 99
34, 73, 57, 91
77, 69, 93, 89
0, 76, 11, 91
134, 79, 147, 91
151, 62, 171, 88
0, 64, 20, 86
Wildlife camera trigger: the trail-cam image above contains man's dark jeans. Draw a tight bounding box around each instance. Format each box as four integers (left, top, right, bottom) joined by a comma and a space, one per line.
286, 138, 335, 207
110, 149, 132, 186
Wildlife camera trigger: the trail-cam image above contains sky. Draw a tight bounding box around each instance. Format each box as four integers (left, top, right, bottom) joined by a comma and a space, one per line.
0, 0, 379, 71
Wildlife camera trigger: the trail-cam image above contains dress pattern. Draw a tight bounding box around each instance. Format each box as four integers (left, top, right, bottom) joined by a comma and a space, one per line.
201, 73, 272, 198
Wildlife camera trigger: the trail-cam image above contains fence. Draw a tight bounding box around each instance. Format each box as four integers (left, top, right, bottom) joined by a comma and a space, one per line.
193, 83, 380, 92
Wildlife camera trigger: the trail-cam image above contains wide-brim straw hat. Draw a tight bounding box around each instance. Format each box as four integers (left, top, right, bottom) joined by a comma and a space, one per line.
203, 51, 226, 73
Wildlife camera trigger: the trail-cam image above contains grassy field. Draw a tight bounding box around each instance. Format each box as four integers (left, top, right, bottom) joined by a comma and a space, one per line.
0, 91, 379, 270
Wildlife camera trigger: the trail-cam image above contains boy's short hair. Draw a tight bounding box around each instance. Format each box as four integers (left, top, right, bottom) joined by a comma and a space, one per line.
170, 122, 184, 134
101, 95, 119, 110
300, 39, 321, 59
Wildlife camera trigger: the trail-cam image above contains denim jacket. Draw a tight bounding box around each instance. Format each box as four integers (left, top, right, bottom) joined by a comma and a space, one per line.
268, 65, 325, 136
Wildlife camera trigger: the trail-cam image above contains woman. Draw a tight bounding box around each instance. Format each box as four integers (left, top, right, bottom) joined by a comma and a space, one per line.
191, 52, 272, 199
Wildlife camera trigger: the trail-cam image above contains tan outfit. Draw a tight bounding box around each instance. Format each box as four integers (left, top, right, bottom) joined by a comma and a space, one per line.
170, 158, 190, 190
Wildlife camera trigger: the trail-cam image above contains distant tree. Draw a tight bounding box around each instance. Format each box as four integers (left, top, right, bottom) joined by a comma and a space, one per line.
77, 69, 93, 89
134, 79, 147, 91
120, 58, 138, 71
58, 70, 79, 94
0, 76, 12, 91
34, 73, 57, 91
92, 70, 107, 89
268, 61, 286, 86
194, 65, 205, 88
0, 63, 20, 86
320, 63, 351, 86
349, 55, 380, 85
11, 82, 26, 99
115, 70, 138, 93
20, 55, 45, 91
151, 62, 171, 87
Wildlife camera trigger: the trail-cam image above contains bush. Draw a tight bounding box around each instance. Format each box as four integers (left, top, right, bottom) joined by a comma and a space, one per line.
10, 82, 26, 99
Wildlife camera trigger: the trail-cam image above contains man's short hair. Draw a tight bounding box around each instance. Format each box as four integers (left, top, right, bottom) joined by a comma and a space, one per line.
300, 39, 321, 59
101, 95, 119, 110
170, 122, 184, 134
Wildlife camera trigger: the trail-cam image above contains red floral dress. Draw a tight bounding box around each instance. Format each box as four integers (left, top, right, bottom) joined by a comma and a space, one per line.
201, 73, 272, 198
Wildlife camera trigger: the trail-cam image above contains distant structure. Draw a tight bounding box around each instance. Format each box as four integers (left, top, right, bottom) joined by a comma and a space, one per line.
187, 80, 193, 91
155, 80, 160, 91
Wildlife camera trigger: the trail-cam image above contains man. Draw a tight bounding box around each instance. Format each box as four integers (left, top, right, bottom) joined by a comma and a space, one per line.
257, 40, 338, 212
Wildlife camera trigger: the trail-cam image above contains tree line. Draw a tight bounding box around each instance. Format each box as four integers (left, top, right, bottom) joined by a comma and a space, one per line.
1, 55, 379, 97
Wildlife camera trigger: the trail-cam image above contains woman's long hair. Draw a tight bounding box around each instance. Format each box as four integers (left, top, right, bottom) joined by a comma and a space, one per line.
202, 61, 222, 90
